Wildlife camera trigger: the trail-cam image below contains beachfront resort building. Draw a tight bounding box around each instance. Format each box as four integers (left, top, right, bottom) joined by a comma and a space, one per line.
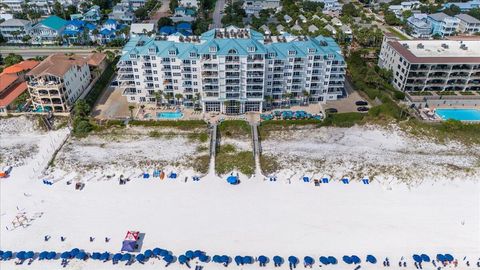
378, 35, 480, 92
117, 26, 346, 114
26, 53, 106, 112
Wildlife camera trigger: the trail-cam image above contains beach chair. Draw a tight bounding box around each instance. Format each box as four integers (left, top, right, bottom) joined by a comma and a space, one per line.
342, 178, 349, 184
362, 178, 369, 184
321, 178, 329, 184
302, 176, 309, 183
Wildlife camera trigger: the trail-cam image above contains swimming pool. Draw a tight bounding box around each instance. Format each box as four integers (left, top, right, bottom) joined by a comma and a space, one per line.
156, 111, 183, 119
435, 108, 480, 121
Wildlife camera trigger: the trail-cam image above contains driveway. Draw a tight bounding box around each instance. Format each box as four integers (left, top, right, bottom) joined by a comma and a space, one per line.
212, 0, 226, 28
150, 0, 171, 23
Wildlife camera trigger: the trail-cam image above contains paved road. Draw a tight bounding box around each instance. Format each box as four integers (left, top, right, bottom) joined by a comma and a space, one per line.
150, 0, 171, 23
212, 0, 226, 28
0, 47, 96, 58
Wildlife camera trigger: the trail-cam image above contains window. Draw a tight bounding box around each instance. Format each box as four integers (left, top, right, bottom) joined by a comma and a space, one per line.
308, 48, 315, 53
268, 52, 275, 58
288, 50, 296, 55
192, 60, 196, 64
248, 46, 255, 52
209, 46, 217, 52
169, 50, 176, 56
190, 52, 196, 57
228, 49, 237, 54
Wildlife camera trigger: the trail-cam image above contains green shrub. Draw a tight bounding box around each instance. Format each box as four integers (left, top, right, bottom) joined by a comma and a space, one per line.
393, 90, 406, 100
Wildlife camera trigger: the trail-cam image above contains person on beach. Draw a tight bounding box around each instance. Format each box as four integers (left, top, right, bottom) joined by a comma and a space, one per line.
61, 236, 65, 241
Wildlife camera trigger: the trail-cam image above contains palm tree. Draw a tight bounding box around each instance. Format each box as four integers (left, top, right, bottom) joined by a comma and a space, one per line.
128, 105, 135, 119
154, 90, 163, 106
284, 92, 293, 107
174, 93, 183, 105
302, 90, 310, 105
165, 92, 174, 105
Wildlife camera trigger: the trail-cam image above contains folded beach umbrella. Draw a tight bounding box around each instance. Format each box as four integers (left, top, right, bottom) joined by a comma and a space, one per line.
436, 254, 445, 262
366, 255, 377, 264
112, 253, 123, 262
319, 256, 330, 265
39, 251, 49, 260
163, 254, 174, 263
444, 254, 454, 262
185, 250, 195, 259
420, 254, 430, 262
199, 254, 209, 262
234, 256, 244, 265
2, 251, 13, 260
144, 250, 153, 258
351, 255, 361, 264
61, 252, 71, 260
25, 251, 34, 260
136, 254, 146, 263
304, 256, 314, 265
47, 251, 57, 260
0, 251, 3, 257
328, 256, 337, 265
259, 255, 269, 265
121, 253, 132, 262
343, 256, 353, 264
100, 252, 110, 261
152, 248, 163, 256
179, 255, 189, 264
91, 252, 101, 260
413, 254, 422, 263
288, 256, 299, 266
16, 251, 26, 260
243, 256, 254, 264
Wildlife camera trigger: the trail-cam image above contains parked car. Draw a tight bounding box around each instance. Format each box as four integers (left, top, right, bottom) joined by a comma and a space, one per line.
325, 108, 338, 113
355, 100, 368, 106
357, 106, 369, 112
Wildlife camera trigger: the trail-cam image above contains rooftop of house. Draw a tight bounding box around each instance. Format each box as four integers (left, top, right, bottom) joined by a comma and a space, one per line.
27, 53, 104, 78
2, 60, 39, 74
428, 12, 454, 21
0, 73, 19, 92
455, 13, 480, 24
0, 18, 30, 27
38, 15, 68, 30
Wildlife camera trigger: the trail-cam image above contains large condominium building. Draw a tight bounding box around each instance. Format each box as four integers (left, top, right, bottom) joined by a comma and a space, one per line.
118, 26, 346, 114
378, 35, 480, 92
26, 53, 106, 112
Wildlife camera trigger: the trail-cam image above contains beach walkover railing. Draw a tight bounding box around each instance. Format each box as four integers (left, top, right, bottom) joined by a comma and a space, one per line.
250, 123, 263, 177
208, 123, 217, 175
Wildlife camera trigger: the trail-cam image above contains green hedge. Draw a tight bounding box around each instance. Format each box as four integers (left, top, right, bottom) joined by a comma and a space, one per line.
85, 58, 118, 108
129, 119, 206, 129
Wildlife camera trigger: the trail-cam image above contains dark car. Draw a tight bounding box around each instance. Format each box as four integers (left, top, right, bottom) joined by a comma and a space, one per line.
325, 108, 338, 113
357, 106, 369, 112
355, 100, 368, 106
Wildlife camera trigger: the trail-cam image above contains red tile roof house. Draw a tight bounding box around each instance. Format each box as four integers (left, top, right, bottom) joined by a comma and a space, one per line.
0, 60, 39, 116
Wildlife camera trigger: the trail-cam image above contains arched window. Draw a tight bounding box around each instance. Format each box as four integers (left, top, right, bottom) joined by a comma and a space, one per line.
228, 49, 237, 54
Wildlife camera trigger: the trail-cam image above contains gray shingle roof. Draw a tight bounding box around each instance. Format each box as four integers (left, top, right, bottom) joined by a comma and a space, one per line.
428, 12, 450, 22
455, 13, 480, 24
0, 19, 30, 27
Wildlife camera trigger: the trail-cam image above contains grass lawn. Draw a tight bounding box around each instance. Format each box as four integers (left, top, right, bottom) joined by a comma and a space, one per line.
387, 27, 409, 40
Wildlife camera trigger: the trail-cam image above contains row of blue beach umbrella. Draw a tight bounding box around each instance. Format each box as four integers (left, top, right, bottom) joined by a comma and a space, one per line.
0, 249, 455, 267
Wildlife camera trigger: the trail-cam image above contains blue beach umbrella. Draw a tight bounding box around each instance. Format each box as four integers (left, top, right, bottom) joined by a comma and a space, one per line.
413, 254, 422, 263
75, 251, 87, 260
121, 253, 131, 262
163, 254, 174, 263
319, 256, 330, 265
444, 254, 454, 262
47, 252, 57, 260
136, 254, 146, 263
194, 250, 204, 258
436, 254, 445, 262
273, 256, 283, 266
221, 255, 230, 264
70, 248, 80, 257
16, 251, 26, 260
39, 251, 49, 260
0, 251, 3, 256
61, 252, 71, 260
159, 250, 169, 257
144, 250, 153, 258
421, 254, 430, 262
234, 256, 244, 265
91, 252, 101, 260
199, 254, 209, 262
185, 250, 195, 259
2, 251, 13, 260
112, 253, 122, 262
212, 255, 222, 263
328, 256, 337, 265
179, 255, 189, 264
243, 256, 254, 264
288, 256, 299, 265
25, 251, 34, 260
152, 248, 162, 256
100, 252, 110, 261
366, 255, 377, 264
351, 255, 361, 264
259, 255, 268, 264
343, 256, 353, 264
304, 256, 314, 265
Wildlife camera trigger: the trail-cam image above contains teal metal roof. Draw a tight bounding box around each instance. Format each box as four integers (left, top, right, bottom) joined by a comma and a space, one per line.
121, 30, 344, 61
39, 15, 68, 31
